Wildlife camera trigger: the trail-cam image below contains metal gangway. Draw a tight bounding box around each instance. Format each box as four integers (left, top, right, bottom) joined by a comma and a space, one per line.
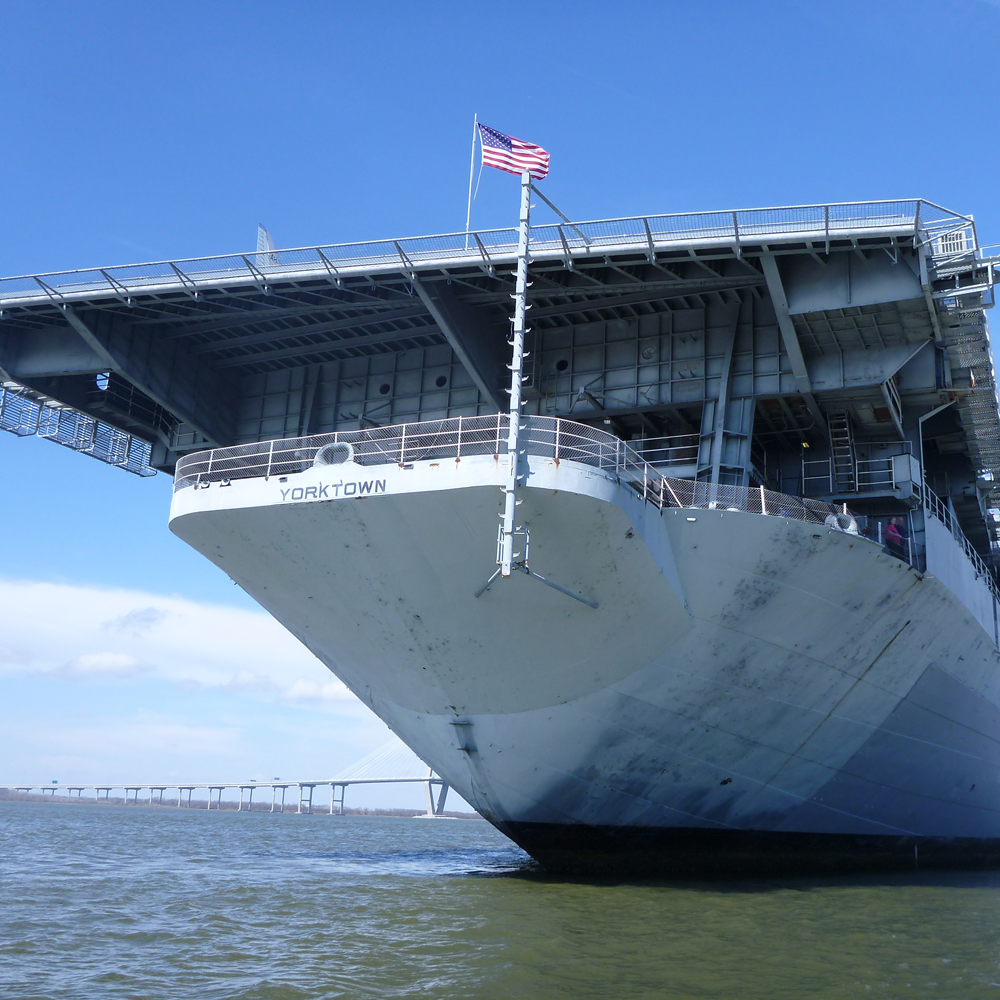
1, 739, 452, 817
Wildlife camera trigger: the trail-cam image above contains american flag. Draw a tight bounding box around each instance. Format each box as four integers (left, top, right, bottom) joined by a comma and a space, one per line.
478, 124, 550, 180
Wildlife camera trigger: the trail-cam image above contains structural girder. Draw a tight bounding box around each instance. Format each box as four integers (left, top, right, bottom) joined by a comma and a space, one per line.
0, 198, 993, 488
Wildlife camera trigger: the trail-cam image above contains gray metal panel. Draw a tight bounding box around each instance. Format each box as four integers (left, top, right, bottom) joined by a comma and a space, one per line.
782, 251, 924, 315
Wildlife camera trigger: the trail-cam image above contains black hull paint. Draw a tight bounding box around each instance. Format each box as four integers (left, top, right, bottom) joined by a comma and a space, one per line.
503, 823, 1000, 878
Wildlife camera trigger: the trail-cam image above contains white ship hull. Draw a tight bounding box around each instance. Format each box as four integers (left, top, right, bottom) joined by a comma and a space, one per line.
170, 447, 1000, 874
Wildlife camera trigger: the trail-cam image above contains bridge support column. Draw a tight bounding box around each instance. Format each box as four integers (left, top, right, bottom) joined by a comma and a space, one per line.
424, 769, 435, 817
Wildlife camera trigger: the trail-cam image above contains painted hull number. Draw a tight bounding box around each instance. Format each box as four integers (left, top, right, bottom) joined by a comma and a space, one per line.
280, 480, 387, 502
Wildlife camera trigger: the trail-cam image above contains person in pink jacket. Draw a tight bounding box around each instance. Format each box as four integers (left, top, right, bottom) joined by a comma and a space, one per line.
884, 518, 903, 560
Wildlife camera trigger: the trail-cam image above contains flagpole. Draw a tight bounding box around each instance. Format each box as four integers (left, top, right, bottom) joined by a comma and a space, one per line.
500, 169, 532, 577
465, 114, 478, 248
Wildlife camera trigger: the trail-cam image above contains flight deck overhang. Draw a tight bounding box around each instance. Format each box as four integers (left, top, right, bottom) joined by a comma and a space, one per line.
0, 199, 997, 497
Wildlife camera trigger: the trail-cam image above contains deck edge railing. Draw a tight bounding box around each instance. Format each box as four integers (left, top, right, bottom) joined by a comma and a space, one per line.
0, 199, 974, 308
173, 415, 856, 531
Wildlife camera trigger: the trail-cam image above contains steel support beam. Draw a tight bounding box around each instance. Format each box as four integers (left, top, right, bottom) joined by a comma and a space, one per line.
413, 278, 507, 409
526, 277, 764, 321
62, 307, 237, 445
212, 322, 443, 368
190, 302, 428, 353
709, 304, 740, 484
0, 325, 108, 378
760, 255, 827, 439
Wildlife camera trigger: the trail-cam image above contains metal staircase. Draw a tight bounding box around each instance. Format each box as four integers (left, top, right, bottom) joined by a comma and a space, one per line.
828, 411, 857, 493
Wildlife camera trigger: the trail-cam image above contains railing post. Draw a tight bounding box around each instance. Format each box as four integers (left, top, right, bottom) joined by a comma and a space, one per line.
495, 411, 502, 456
664, 478, 683, 507
555, 419, 560, 462
760, 484, 767, 515
400, 423, 406, 465
456, 415, 462, 459
267, 438, 274, 478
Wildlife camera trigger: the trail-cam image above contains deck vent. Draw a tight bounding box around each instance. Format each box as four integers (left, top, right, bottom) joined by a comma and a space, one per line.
313, 442, 354, 467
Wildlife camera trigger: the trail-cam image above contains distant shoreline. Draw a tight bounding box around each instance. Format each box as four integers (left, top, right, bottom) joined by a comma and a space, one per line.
0, 788, 482, 819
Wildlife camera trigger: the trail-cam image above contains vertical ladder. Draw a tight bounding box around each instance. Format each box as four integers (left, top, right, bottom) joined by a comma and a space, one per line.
828, 411, 856, 493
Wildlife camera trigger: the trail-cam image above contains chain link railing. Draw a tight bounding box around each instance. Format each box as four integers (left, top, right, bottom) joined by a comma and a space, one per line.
174, 415, 858, 529
0, 200, 974, 308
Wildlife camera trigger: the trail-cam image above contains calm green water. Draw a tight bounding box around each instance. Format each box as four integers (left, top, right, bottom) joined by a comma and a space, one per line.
3, 802, 1000, 998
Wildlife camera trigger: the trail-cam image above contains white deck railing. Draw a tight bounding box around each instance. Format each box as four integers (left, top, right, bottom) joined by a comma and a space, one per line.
174, 415, 855, 528
919, 480, 1000, 604
175, 415, 1000, 624
0, 199, 975, 307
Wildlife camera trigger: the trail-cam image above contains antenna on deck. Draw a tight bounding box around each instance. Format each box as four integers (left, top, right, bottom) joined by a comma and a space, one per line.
256, 224, 278, 267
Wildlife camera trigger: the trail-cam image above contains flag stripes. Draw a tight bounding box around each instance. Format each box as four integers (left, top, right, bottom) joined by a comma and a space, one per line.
478, 124, 550, 180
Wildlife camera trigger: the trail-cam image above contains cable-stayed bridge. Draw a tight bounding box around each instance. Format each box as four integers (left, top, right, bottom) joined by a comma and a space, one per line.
1, 739, 452, 817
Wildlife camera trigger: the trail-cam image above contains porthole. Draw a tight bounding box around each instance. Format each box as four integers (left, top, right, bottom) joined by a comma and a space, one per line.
435, 375, 448, 388
379, 383, 391, 395
555, 359, 569, 372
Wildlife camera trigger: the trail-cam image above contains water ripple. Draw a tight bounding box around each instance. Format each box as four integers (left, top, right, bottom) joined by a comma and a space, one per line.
4, 801, 1000, 998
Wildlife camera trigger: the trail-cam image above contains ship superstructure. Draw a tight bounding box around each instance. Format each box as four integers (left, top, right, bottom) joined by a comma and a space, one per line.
4, 200, 1000, 872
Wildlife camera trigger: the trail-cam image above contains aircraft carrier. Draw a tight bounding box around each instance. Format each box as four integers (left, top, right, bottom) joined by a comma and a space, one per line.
3, 200, 1000, 874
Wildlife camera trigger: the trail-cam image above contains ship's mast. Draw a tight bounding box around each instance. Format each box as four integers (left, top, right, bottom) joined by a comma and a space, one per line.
499, 169, 531, 578
476, 170, 596, 608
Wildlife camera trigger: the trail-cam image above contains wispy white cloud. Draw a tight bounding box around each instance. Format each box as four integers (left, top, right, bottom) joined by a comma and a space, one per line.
0, 579, 465, 806
0, 578, 356, 707
0, 645, 31, 666
284, 678, 351, 702
102, 606, 170, 637
61, 651, 147, 680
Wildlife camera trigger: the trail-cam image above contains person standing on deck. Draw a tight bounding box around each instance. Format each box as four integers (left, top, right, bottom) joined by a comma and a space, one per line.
896, 515, 911, 564
885, 518, 903, 560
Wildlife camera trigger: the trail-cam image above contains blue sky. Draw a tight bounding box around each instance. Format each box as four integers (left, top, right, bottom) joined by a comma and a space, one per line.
2, 0, 1000, 804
